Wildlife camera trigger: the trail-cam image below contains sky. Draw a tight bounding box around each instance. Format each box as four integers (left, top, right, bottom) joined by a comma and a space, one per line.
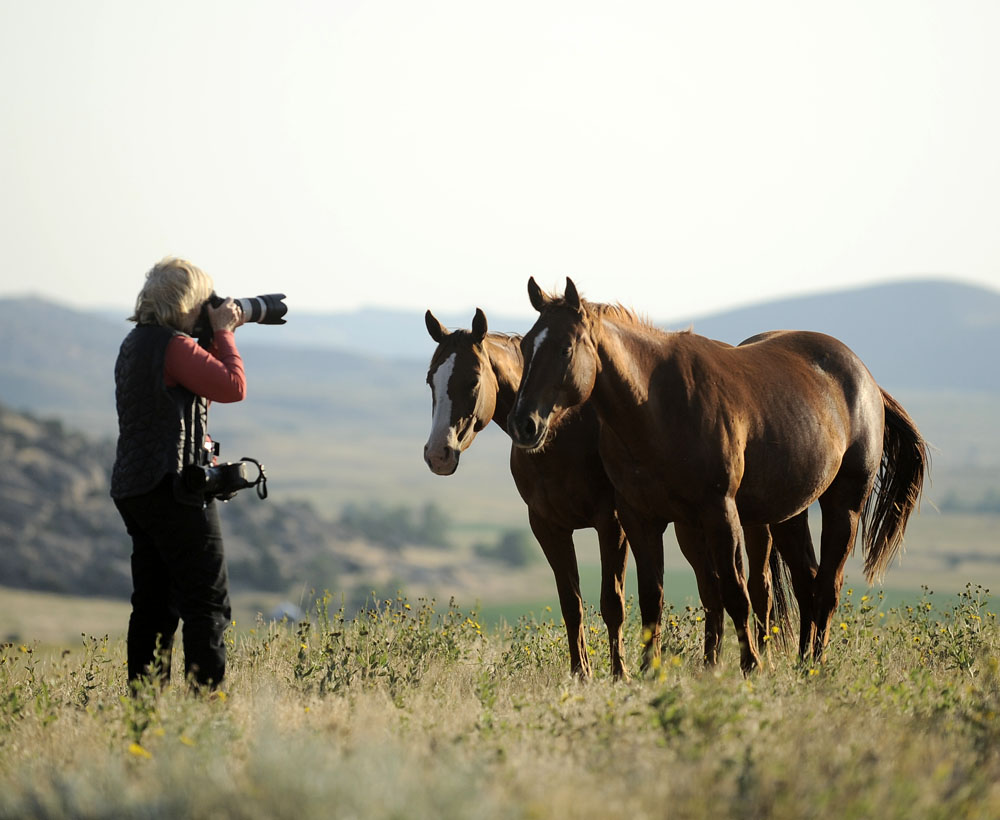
2, 1, 999, 321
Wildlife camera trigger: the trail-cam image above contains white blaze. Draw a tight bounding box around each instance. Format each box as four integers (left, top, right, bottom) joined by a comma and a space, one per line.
428, 353, 459, 449
514, 328, 547, 415
532, 328, 549, 358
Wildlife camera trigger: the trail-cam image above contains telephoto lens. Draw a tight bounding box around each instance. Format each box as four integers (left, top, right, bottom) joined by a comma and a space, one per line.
232, 293, 288, 325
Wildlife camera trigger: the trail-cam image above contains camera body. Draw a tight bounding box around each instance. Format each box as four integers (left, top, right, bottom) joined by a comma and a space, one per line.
194, 292, 287, 347
183, 458, 268, 501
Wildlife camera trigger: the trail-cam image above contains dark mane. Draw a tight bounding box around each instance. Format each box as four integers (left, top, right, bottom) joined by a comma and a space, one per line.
485, 329, 523, 344
586, 300, 652, 328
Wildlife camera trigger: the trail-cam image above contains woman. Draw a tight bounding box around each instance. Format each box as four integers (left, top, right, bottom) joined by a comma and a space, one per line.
111, 257, 246, 690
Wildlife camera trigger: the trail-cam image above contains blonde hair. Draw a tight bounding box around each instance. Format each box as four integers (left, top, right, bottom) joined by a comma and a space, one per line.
130, 257, 215, 329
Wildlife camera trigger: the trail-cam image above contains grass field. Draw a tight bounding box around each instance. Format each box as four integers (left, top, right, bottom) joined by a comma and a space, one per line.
1, 587, 998, 819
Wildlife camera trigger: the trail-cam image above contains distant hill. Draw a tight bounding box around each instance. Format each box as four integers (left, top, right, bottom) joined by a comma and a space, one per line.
0, 298, 123, 431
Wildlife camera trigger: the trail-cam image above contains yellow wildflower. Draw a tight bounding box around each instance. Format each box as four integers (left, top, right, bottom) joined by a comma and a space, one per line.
128, 743, 152, 760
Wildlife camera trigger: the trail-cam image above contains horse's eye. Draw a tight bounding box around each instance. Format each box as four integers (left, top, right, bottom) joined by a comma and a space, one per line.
561, 345, 573, 358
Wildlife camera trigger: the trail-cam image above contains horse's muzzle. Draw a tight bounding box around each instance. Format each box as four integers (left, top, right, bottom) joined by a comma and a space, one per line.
509, 412, 548, 452
424, 442, 460, 475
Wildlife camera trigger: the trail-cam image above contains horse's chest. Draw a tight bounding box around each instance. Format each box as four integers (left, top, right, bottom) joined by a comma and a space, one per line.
510, 447, 611, 528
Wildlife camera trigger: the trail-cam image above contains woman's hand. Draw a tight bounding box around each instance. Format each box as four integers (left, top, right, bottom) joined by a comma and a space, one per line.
208, 297, 246, 332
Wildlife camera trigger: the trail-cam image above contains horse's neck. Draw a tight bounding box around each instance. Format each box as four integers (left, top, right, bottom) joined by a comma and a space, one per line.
484, 334, 524, 434
591, 315, 678, 424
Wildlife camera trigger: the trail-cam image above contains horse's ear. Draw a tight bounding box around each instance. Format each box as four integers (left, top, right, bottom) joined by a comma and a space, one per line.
471, 308, 488, 343
527, 277, 549, 312
564, 278, 581, 311
425, 310, 448, 343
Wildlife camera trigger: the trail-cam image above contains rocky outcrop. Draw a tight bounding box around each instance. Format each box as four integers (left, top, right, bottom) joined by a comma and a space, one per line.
0, 406, 130, 596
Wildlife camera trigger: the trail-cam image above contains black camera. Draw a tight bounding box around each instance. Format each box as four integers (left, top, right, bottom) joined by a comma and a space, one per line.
194, 292, 287, 347
183, 457, 268, 502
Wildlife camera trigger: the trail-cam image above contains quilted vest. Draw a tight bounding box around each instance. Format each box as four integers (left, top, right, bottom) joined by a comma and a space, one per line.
110, 324, 210, 506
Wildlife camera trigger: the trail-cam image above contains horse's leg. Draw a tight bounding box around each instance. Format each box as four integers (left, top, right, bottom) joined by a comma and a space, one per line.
527, 509, 591, 678
743, 524, 773, 654
617, 498, 665, 674
814, 477, 869, 661
674, 521, 724, 666
770, 510, 818, 659
702, 497, 760, 674
595, 511, 629, 680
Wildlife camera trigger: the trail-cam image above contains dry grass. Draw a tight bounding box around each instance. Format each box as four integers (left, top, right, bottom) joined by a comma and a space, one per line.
1, 589, 999, 819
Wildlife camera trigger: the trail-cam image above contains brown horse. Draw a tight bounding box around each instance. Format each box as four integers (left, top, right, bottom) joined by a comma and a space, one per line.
423, 308, 794, 676
509, 278, 927, 672
424, 308, 630, 678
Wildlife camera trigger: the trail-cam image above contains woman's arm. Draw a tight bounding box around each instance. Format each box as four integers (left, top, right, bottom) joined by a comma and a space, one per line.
164, 331, 247, 402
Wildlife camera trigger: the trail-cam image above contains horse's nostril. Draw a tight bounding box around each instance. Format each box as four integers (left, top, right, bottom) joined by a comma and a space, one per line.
521, 417, 537, 440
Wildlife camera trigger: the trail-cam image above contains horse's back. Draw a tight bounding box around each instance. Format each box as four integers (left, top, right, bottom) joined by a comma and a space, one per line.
735, 330, 880, 407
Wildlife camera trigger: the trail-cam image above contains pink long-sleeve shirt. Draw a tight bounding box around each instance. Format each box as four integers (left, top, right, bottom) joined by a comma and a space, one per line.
163, 330, 246, 402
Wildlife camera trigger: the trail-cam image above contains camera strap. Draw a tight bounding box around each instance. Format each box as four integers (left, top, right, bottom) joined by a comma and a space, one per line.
240, 457, 268, 499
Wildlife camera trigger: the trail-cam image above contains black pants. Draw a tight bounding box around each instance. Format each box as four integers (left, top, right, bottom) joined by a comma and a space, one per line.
114, 477, 231, 689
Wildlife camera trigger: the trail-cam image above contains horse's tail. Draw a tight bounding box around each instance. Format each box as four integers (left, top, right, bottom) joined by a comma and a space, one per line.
862, 388, 929, 583
768, 544, 796, 651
